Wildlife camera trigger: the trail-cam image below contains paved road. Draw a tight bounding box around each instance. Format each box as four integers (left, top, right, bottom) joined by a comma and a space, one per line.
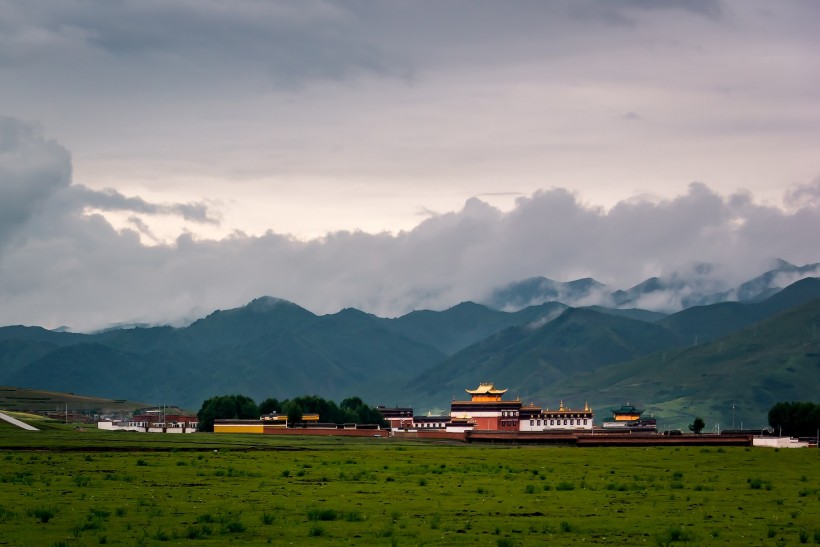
0, 411, 39, 431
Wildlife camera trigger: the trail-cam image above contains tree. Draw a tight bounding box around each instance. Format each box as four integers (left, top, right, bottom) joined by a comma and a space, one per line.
258, 398, 282, 415
284, 401, 303, 424
197, 395, 258, 432
689, 417, 705, 434
768, 402, 820, 437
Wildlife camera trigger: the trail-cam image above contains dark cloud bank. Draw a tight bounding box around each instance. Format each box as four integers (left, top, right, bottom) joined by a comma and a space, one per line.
1, 117, 818, 331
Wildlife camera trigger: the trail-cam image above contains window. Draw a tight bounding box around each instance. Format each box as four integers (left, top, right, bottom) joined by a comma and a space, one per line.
537, 419, 541, 426
530, 420, 534, 426
563, 419, 567, 425
583, 419, 588, 425
550, 419, 554, 425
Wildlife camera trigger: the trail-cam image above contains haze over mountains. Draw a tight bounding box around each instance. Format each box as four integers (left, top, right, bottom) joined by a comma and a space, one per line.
486, 259, 820, 313
1, 261, 818, 429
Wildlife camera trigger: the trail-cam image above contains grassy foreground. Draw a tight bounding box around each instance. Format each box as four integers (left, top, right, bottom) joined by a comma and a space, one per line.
0, 426, 818, 546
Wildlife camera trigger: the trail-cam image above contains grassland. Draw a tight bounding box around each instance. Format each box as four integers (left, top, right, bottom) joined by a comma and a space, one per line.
0, 386, 153, 414
0, 424, 819, 546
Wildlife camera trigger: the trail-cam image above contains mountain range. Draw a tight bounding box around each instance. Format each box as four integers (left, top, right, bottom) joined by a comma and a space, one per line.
1, 262, 818, 429
485, 259, 820, 312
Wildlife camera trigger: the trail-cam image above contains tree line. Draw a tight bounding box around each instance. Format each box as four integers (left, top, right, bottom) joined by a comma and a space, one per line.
196, 394, 387, 432
768, 401, 820, 437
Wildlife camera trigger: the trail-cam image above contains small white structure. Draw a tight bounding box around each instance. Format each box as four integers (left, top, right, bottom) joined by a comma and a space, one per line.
753, 436, 810, 448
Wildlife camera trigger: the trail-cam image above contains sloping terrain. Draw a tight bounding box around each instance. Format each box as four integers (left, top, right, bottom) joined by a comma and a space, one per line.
403, 307, 685, 409
550, 297, 820, 429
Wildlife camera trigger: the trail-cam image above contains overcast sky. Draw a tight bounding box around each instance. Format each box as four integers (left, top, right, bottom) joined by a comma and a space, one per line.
1, 1, 819, 331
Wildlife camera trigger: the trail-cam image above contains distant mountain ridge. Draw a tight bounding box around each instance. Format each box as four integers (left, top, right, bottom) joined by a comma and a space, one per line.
484, 260, 820, 313
0, 298, 566, 409
0, 270, 817, 430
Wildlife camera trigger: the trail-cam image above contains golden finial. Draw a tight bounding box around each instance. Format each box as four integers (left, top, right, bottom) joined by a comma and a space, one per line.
559, 400, 564, 411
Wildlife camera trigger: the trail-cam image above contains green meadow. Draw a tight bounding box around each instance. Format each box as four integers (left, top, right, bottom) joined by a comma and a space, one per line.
0, 422, 819, 546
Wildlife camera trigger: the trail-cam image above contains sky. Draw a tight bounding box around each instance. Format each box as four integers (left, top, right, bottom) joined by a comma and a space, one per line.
0, 0, 819, 331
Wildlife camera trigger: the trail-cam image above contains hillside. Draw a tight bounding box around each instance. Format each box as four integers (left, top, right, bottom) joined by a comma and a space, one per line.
0, 385, 152, 414
403, 307, 684, 410
2, 277, 818, 416
0, 298, 564, 409
657, 277, 820, 343
379, 301, 567, 354
550, 296, 820, 430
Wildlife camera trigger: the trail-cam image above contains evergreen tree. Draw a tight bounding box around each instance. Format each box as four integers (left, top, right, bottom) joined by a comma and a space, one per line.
768, 401, 820, 437
196, 394, 258, 432
689, 417, 705, 434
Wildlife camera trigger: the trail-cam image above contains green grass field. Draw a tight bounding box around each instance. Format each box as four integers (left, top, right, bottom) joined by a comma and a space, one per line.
0, 425, 818, 546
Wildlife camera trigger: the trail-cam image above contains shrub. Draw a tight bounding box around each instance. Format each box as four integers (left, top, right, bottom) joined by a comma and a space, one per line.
430, 513, 441, 530
307, 508, 338, 521
560, 521, 573, 533
308, 525, 325, 537
657, 526, 693, 545
556, 481, 575, 491
0, 506, 16, 522
195, 513, 215, 524
261, 512, 274, 525
28, 508, 56, 523
221, 520, 245, 534
186, 525, 212, 539
344, 511, 364, 522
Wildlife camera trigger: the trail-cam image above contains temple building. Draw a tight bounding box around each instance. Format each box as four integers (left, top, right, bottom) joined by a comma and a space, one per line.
376, 406, 414, 429
602, 403, 657, 431
450, 383, 521, 431
519, 400, 594, 431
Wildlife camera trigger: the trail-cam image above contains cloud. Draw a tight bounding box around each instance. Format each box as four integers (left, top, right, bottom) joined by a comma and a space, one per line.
784, 177, 820, 209
0, 1, 409, 86
2, 119, 819, 332
0, 117, 71, 248
69, 186, 219, 224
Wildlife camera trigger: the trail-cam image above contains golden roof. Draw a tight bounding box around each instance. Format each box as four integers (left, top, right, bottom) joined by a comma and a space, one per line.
465, 382, 508, 396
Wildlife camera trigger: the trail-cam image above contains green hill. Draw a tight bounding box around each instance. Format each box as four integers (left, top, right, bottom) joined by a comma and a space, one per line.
0, 385, 151, 414
379, 301, 567, 354
2, 278, 818, 416
550, 296, 820, 430
1, 298, 565, 409
404, 307, 684, 409
657, 277, 820, 343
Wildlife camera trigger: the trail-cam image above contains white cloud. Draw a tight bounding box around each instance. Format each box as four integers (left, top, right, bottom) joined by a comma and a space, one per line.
0, 118, 818, 331
1, 2, 818, 329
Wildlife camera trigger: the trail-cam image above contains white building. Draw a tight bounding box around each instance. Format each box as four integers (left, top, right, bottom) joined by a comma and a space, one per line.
519, 401, 594, 432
